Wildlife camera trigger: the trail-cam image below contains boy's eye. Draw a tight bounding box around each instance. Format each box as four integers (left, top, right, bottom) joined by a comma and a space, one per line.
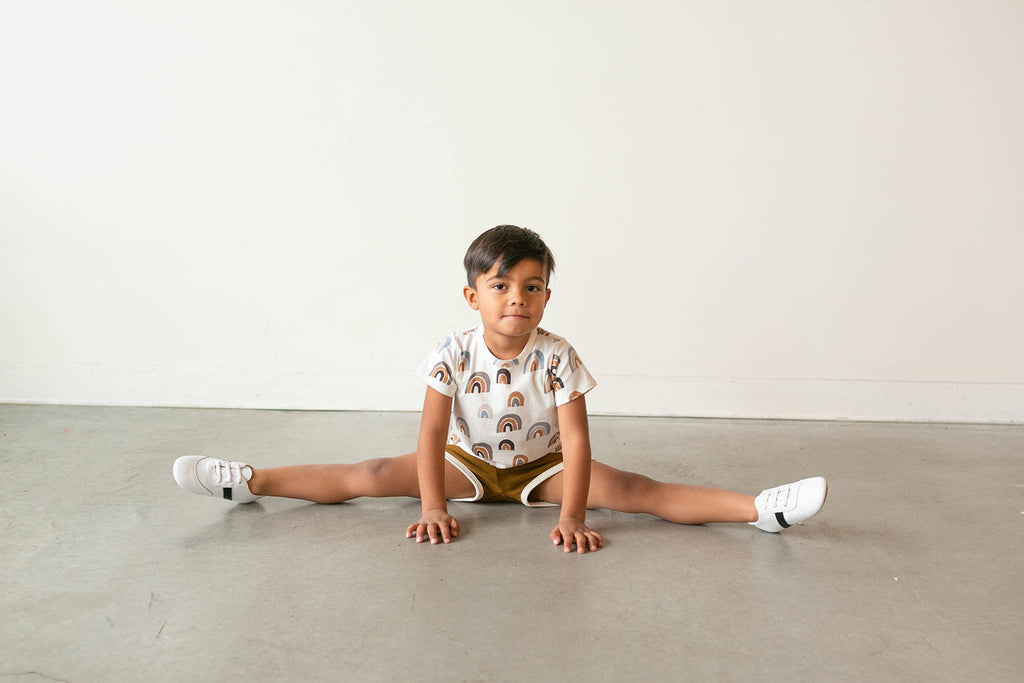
489, 283, 543, 293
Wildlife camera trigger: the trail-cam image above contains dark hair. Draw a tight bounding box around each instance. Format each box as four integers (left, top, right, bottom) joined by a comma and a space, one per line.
463, 225, 555, 288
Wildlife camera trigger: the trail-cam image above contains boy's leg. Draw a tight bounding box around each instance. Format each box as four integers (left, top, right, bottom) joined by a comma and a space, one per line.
245, 453, 477, 504
533, 461, 758, 525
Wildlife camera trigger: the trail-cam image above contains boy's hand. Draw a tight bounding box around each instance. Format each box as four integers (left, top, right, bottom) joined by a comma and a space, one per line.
551, 516, 603, 554
407, 508, 460, 545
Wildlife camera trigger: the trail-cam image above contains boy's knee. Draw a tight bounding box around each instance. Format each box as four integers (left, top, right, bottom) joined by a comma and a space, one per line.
613, 471, 656, 506
359, 458, 392, 488
359, 457, 415, 497
362, 458, 388, 477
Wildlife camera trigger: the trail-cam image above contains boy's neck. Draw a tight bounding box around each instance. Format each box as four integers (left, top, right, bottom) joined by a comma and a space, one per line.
481, 327, 533, 360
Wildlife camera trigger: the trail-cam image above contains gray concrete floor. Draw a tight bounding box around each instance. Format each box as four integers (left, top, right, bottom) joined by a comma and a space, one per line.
1, 405, 1022, 682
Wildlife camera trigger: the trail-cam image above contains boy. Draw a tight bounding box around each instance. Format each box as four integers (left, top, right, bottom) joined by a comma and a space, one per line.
174, 225, 827, 553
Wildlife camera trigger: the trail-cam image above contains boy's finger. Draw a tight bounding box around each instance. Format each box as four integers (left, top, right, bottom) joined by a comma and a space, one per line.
440, 523, 451, 543
450, 519, 460, 537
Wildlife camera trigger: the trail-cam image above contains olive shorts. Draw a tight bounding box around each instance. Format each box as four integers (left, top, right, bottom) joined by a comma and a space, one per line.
444, 446, 564, 507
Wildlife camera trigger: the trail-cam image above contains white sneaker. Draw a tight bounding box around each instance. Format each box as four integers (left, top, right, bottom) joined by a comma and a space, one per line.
173, 455, 261, 504
750, 476, 827, 533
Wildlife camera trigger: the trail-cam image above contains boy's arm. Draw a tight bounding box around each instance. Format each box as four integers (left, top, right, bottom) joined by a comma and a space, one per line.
551, 395, 604, 554
406, 386, 459, 544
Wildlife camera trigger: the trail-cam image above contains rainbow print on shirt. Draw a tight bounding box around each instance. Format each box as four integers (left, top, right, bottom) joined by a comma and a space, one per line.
497, 414, 523, 433
430, 362, 453, 386
466, 372, 490, 394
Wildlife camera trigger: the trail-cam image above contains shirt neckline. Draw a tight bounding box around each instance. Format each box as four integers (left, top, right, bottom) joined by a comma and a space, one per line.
475, 324, 537, 366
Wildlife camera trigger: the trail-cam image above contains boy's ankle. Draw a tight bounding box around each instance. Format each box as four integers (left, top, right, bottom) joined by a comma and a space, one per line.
245, 467, 263, 495
744, 497, 758, 523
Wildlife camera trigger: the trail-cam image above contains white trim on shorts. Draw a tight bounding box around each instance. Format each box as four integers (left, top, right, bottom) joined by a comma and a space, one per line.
443, 450, 484, 502
519, 462, 563, 507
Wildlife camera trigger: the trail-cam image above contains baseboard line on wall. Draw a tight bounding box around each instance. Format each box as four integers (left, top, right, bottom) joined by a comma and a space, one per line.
1, 365, 1021, 424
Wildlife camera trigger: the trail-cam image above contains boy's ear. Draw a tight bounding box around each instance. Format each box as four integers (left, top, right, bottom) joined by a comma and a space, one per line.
463, 285, 480, 310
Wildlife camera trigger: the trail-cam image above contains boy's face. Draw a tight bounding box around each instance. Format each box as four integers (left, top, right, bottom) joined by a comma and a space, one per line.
464, 258, 551, 355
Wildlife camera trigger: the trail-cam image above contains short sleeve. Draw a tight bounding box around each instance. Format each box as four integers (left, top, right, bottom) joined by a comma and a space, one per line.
414, 335, 459, 398
550, 345, 597, 407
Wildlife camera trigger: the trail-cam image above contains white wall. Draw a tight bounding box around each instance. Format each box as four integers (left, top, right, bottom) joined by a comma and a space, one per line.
2, 1, 1022, 422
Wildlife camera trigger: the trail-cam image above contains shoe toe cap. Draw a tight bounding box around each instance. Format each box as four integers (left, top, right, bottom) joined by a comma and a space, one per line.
793, 476, 827, 522
173, 455, 208, 493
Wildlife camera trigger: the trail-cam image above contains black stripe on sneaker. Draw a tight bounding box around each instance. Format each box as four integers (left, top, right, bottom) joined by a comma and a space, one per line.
775, 512, 790, 528
223, 488, 232, 501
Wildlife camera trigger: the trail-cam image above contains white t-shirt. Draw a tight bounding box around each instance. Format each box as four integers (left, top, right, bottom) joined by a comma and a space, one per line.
415, 325, 597, 468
